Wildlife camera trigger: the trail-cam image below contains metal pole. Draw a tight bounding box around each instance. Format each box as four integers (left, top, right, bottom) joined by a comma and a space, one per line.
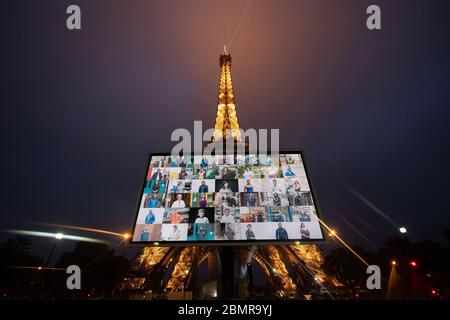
46, 240, 58, 267
220, 246, 235, 299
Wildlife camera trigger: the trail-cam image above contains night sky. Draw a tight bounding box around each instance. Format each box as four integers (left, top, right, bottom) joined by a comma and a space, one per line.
2, 0, 450, 258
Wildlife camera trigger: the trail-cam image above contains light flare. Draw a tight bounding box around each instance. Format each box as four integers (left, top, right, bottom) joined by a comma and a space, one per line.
3, 229, 107, 244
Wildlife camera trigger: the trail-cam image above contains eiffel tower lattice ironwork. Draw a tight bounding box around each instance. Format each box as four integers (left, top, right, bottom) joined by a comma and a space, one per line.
212, 47, 242, 142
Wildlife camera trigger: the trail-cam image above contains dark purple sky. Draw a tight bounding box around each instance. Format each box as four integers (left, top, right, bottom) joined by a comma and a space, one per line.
2, 0, 450, 256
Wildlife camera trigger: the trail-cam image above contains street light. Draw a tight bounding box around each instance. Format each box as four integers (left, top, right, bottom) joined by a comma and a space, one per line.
123, 233, 130, 240
46, 233, 64, 266
399, 227, 407, 234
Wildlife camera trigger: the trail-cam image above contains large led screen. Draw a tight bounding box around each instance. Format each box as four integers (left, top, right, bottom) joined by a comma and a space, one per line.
129, 152, 325, 245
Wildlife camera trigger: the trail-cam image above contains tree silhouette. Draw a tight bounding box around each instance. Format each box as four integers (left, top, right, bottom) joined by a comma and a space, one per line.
0, 236, 43, 298
53, 242, 129, 298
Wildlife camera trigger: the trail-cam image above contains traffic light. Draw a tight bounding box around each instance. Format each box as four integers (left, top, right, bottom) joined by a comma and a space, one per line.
409, 260, 418, 268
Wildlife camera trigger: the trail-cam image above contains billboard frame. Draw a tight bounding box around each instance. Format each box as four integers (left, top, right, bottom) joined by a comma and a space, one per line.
127, 150, 327, 246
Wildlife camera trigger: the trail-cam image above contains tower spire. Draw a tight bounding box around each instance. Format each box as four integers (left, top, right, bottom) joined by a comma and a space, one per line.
212, 52, 242, 142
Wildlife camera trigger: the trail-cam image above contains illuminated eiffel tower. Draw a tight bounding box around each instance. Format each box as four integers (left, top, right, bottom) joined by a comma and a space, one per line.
119, 51, 342, 300
212, 47, 242, 142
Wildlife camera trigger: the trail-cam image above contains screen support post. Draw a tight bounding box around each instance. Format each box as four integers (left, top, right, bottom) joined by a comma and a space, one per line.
220, 246, 235, 299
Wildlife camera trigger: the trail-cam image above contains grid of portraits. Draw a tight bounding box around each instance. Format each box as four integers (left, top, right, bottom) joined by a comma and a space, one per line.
132, 153, 323, 242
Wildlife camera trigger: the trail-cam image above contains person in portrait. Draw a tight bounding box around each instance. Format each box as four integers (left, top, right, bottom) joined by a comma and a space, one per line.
147, 193, 159, 208
222, 167, 230, 179
168, 225, 181, 240
145, 210, 156, 224
302, 193, 313, 206
224, 166, 236, 179
245, 193, 257, 207
224, 224, 235, 240
196, 223, 207, 240
152, 180, 161, 193
194, 209, 209, 224
179, 167, 188, 180
225, 193, 237, 207
244, 179, 254, 192
198, 180, 209, 193
152, 157, 166, 167
245, 224, 256, 240
197, 167, 206, 179
220, 208, 235, 223
170, 210, 183, 224
219, 180, 232, 193
214, 193, 226, 206
152, 159, 160, 168
284, 166, 296, 177
140, 226, 151, 241
176, 180, 185, 193
299, 208, 311, 222
171, 194, 186, 208
151, 168, 163, 181
243, 166, 254, 180
179, 156, 187, 168
300, 223, 310, 240
291, 208, 301, 222
198, 193, 208, 208
272, 192, 282, 207
170, 180, 184, 193
293, 179, 302, 192
285, 178, 294, 194
276, 223, 289, 240
287, 156, 295, 164
200, 156, 208, 168
271, 179, 283, 194
293, 192, 304, 206
255, 208, 265, 222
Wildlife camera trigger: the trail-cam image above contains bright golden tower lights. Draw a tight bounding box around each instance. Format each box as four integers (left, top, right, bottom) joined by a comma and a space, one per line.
212, 50, 242, 141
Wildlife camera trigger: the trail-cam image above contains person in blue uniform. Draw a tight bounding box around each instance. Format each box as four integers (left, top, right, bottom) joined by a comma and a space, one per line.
145, 210, 156, 224
275, 223, 289, 240
140, 227, 151, 241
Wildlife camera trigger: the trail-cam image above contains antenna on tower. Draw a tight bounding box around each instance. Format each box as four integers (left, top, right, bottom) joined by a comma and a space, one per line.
223, 45, 228, 55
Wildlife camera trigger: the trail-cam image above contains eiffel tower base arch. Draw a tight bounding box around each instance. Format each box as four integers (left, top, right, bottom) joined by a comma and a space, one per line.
118, 244, 342, 300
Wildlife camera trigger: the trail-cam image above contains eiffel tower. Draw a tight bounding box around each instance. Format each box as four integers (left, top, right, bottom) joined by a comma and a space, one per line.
212, 47, 242, 142
119, 50, 342, 300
